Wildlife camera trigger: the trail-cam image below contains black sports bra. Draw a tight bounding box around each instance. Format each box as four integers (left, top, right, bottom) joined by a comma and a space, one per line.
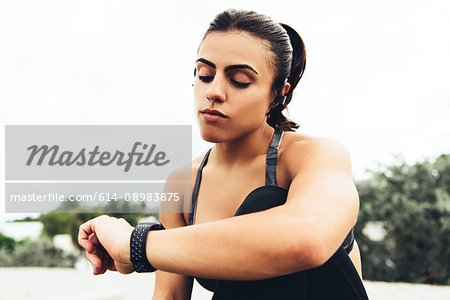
189, 129, 357, 297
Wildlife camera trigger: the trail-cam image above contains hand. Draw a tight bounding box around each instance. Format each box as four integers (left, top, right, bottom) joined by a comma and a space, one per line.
78, 215, 135, 275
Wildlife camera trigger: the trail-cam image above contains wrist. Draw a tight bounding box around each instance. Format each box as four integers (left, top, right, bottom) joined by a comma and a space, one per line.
122, 228, 133, 265
145, 227, 160, 270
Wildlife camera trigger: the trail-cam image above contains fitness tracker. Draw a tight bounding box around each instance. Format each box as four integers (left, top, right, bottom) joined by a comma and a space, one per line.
130, 222, 165, 273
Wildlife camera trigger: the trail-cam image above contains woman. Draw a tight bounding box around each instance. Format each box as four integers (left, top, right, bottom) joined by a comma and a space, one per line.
78, 9, 369, 300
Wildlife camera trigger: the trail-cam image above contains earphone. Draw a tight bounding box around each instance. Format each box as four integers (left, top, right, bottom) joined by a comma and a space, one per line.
274, 78, 288, 106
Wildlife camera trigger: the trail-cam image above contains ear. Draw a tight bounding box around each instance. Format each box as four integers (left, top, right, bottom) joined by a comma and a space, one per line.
268, 81, 291, 112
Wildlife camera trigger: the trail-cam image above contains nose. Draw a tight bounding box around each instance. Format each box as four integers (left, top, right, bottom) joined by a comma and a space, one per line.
205, 73, 226, 103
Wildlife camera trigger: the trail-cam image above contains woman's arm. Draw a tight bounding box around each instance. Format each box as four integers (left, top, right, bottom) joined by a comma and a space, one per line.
145, 137, 359, 280
79, 137, 359, 280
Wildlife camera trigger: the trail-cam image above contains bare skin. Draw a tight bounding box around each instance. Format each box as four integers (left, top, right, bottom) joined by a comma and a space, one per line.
78, 31, 363, 300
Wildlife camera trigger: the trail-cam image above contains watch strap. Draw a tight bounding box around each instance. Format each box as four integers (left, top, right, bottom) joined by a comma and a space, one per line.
130, 222, 165, 273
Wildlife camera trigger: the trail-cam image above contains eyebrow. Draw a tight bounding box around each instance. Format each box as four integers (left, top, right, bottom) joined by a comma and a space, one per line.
196, 58, 259, 75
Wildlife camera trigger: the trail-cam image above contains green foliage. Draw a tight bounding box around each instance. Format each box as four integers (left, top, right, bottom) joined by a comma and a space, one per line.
0, 232, 18, 253
11, 216, 38, 222
355, 154, 450, 284
0, 236, 77, 267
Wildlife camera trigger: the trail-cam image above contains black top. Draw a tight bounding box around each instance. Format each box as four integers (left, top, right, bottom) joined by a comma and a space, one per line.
189, 129, 368, 300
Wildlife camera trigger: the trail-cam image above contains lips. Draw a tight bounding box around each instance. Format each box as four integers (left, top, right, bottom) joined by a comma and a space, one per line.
200, 108, 228, 122
201, 108, 228, 118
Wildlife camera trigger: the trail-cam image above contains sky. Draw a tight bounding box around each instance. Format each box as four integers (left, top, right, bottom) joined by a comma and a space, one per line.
1, 0, 449, 221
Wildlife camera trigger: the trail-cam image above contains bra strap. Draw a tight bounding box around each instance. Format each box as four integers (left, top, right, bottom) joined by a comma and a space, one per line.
265, 129, 284, 187
189, 148, 211, 225
342, 227, 355, 254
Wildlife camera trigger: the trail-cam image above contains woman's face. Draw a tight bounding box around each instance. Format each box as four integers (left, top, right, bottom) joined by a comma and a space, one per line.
194, 31, 276, 143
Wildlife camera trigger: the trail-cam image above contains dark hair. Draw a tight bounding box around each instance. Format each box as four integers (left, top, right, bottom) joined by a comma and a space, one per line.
202, 9, 306, 131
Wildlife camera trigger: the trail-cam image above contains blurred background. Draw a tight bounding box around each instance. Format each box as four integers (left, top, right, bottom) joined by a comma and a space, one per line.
0, 0, 449, 299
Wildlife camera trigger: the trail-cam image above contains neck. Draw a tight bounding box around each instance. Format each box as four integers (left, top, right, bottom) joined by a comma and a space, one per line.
211, 125, 276, 168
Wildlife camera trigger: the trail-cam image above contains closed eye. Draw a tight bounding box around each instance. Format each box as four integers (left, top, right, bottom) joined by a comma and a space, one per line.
198, 75, 251, 88
230, 79, 250, 88
199, 75, 214, 83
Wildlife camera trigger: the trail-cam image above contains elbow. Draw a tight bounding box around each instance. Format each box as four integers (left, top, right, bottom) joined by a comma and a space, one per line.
290, 225, 334, 270
300, 237, 332, 269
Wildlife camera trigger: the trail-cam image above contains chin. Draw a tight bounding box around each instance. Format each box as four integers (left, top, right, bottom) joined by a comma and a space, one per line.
200, 131, 225, 143
199, 126, 230, 143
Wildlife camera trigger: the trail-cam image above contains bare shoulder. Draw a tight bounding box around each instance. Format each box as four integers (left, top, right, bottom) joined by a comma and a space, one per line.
279, 132, 353, 180
191, 151, 207, 177
162, 151, 210, 225
164, 151, 206, 182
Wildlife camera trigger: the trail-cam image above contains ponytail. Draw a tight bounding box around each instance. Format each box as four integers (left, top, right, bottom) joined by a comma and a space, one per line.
280, 23, 306, 106
267, 23, 306, 131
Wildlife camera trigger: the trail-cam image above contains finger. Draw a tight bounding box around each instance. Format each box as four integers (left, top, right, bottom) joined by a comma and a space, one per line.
78, 220, 96, 252
85, 247, 103, 271
88, 233, 102, 249
78, 219, 94, 241
89, 233, 117, 275
78, 215, 112, 252
94, 244, 109, 275
85, 252, 100, 274
88, 233, 111, 273
99, 251, 116, 274
84, 238, 108, 272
